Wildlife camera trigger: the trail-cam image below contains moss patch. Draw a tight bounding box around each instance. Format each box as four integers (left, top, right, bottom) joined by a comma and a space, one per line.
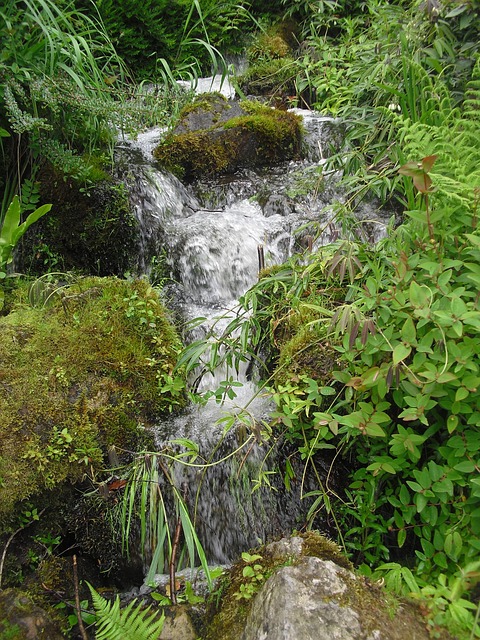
0, 276, 185, 525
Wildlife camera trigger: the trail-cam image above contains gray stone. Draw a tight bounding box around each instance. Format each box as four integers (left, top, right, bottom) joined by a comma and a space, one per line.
241, 557, 362, 640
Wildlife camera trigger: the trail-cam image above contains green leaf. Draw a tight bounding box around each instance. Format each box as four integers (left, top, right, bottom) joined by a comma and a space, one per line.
393, 343, 411, 365
400, 317, 416, 345
453, 460, 475, 473
444, 531, 462, 561
409, 281, 431, 309
447, 415, 459, 433
365, 422, 386, 437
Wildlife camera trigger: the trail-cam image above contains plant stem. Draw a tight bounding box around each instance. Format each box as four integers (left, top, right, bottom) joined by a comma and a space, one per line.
73, 555, 88, 640
425, 193, 434, 240
169, 514, 183, 606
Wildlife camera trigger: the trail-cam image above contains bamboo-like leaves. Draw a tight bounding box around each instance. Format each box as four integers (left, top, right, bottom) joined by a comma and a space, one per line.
120, 452, 212, 592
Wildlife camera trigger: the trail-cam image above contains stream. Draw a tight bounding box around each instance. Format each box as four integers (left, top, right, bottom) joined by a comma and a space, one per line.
116, 85, 391, 572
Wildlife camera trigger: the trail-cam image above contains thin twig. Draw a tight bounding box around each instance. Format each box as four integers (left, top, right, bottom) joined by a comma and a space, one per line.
169, 514, 183, 606
72, 555, 88, 640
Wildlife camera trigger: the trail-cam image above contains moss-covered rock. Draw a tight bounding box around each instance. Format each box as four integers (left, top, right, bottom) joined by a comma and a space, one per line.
201, 533, 344, 640
0, 276, 185, 525
203, 533, 452, 640
153, 97, 303, 181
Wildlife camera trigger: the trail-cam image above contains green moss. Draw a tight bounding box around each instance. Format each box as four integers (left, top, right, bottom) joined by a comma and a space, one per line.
178, 92, 228, 119
247, 20, 299, 61
275, 326, 341, 386
0, 276, 185, 525
154, 129, 234, 180
224, 105, 302, 158
297, 531, 352, 570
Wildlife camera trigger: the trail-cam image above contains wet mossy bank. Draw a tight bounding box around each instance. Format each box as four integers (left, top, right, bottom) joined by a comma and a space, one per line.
0, 276, 185, 527
16, 165, 139, 277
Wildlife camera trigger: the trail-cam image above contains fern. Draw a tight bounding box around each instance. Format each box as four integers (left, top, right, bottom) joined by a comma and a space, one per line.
88, 583, 165, 640
397, 58, 480, 220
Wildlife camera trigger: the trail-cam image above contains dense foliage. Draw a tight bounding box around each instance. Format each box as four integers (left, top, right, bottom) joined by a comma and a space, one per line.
174, 1, 480, 637
74, 0, 275, 79
0, 0, 189, 227
1, 0, 480, 636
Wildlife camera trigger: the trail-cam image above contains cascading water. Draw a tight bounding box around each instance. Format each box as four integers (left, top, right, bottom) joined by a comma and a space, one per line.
117, 102, 391, 569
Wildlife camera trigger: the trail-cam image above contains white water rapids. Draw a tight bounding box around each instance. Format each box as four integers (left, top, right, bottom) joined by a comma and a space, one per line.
116, 103, 390, 567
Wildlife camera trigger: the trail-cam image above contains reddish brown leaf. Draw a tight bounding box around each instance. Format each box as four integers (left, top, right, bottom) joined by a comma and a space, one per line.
421, 154, 437, 172
412, 172, 432, 194
107, 479, 127, 492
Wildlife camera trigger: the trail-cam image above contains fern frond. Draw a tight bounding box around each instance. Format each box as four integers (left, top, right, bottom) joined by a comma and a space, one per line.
88, 583, 165, 640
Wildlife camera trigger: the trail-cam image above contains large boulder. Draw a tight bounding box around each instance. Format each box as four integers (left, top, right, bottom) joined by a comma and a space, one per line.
0, 276, 184, 522
153, 93, 303, 181
204, 534, 443, 640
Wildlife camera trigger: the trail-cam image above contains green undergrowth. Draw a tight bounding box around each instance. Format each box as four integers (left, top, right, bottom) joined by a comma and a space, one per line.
177, 57, 480, 639
0, 276, 185, 525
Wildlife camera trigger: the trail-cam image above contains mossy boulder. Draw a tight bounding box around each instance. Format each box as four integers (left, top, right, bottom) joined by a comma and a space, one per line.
0, 276, 185, 525
153, 95, 303, 181
203, 533, 450, 640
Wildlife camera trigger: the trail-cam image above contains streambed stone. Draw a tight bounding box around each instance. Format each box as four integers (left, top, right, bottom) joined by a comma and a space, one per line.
241, 557, 362, 640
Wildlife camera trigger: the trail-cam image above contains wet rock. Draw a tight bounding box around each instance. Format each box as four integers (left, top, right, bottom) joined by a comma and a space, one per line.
0, 588, 64, 640
160, 606, 198, 640
153, 94, 303, 181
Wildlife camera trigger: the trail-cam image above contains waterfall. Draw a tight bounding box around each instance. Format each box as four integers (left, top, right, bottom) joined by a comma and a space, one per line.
118, 107, 390, 569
